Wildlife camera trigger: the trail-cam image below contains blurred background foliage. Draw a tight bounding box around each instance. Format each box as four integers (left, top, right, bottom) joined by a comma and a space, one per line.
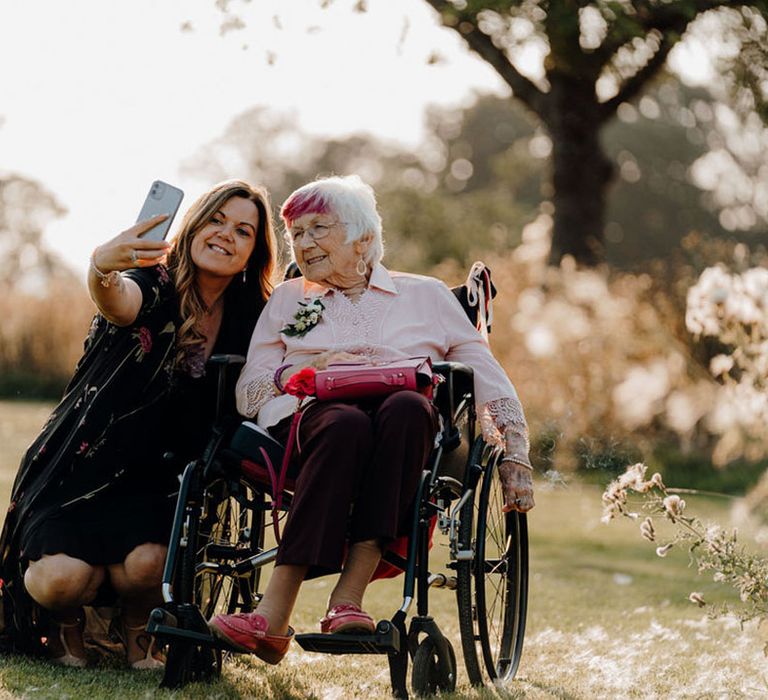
0, 176, 92, 398
2, 2, 767, 496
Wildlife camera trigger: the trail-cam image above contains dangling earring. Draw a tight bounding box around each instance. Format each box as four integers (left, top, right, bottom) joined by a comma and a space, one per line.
242, 268, 247, 283
356, 258, 367, 276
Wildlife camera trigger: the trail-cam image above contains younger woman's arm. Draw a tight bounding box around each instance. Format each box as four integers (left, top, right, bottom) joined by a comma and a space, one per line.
88, 215, 170, 326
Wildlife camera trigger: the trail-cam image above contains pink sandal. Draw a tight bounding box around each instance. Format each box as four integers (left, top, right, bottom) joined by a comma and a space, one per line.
320, 604, 375, 634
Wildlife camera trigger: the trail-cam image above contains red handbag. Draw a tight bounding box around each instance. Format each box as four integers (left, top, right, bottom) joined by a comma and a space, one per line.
314, 357, 435, 401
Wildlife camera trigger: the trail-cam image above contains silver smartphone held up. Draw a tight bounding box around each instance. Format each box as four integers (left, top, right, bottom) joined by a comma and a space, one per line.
136, 180, 184, 241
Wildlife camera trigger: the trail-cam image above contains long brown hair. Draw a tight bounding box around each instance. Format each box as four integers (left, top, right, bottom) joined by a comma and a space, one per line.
165, 180, 277, 366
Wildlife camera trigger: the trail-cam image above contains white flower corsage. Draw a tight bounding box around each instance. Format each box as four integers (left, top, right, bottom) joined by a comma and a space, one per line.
281, 298, 325, 338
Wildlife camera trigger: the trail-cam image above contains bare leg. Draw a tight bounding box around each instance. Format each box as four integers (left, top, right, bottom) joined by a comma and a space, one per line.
25, 554, 106, 610
24, 554, 106, 661
254, 564, 308, 636
327, 539, 382, 611
108, 543, 166, 665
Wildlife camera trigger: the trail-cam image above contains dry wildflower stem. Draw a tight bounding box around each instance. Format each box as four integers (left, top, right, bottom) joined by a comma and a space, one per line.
602, 463, 768, 633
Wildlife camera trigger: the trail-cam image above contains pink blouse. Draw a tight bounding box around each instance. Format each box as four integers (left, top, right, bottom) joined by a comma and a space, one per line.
235, 264, 530, 466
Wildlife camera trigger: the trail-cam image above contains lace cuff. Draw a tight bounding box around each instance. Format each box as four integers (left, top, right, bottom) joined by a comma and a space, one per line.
241, 371, 279, 418
480, 397, 531, 468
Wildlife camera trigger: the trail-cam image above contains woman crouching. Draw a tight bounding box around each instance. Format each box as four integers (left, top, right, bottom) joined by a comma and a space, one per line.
0, 181, 277, 667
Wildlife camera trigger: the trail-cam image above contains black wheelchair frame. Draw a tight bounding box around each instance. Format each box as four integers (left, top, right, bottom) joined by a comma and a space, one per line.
147, 352, 529, 698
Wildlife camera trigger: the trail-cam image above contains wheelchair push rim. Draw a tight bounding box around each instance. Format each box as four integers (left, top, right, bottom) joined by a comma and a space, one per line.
456, 438, 529, 686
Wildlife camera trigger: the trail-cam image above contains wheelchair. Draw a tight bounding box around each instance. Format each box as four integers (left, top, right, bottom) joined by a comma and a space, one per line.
147, 268, 529, 699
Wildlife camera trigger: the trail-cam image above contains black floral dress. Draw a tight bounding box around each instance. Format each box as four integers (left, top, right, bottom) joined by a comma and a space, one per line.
0, 264, 258, 652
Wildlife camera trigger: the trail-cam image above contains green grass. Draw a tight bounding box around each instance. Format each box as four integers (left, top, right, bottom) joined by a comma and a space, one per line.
0, 400, 53, 506
1, 401, 767, 698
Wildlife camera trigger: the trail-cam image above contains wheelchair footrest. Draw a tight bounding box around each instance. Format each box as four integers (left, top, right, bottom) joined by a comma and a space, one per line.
295, 620, 400, 655
147, 604, 232, 651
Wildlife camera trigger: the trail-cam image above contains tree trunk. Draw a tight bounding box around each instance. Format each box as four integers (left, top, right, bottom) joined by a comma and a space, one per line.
546, 75, 614, 266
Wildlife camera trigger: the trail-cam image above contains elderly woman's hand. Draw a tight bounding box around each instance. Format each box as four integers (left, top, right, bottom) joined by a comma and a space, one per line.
279, 351, 368, 391
498, 425, 534, 513
310, 351, 368, 370
498, 461, 535, 513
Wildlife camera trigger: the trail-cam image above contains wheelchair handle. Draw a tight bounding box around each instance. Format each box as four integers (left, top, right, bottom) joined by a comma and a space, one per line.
208, 354, 246, 422
208, 354, 246, 366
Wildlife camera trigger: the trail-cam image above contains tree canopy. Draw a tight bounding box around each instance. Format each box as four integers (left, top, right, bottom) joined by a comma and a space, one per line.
423, 0, 768, 264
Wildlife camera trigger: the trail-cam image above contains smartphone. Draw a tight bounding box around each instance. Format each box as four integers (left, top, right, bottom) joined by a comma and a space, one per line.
136, 180, 184, 241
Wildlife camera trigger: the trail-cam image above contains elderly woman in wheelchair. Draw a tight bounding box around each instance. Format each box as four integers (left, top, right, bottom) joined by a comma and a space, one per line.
207, 174, 534, 665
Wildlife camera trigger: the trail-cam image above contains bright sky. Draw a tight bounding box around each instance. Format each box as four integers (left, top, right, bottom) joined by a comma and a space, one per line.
0, 0, 715, 277
0, 0, 507, 275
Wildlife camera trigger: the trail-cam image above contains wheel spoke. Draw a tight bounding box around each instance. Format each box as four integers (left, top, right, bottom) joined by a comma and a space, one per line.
483, 558, 508, 575
190, 478, 260, 618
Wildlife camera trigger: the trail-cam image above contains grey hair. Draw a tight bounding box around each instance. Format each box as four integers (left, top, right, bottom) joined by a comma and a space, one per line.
281, 174, 384, 265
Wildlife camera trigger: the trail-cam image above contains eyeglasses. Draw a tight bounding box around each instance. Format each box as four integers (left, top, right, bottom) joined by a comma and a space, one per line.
284, 220, 347, 246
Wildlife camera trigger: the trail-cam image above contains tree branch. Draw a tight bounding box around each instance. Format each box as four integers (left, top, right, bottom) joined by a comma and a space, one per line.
593, 1, 745, 92
599, 33, 675, 120
423, 0, 547, 118
597, 0, 741, 121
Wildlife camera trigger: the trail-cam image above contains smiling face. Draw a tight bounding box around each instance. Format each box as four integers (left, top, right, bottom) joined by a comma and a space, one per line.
289, 211, 369, 288
190, 196, 259, 279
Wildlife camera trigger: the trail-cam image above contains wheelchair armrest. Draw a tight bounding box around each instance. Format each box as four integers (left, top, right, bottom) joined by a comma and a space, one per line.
432, 362, 474, 383
208, 354, 246, 367
432, 362, 475, 429
227, 421, 285, 467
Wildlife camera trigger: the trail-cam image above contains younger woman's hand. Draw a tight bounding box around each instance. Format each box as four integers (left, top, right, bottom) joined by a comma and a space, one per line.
92, 215, 171, 273
498, 461, 535, 513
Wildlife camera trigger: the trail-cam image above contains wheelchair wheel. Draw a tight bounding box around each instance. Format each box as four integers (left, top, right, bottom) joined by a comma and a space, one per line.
456, 438, 528, 686
411, 636, 457, 696
180, 475, 264, 618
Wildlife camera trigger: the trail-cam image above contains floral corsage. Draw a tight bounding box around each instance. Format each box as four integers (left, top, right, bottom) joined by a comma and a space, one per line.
281, 298, 325, 338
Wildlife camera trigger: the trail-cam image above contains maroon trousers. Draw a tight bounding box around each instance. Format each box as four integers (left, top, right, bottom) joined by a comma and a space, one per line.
270, 391, 439, 577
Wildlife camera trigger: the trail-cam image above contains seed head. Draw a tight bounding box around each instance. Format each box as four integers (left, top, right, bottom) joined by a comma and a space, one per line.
640, 517, 656, 542
663, 495, 686, 520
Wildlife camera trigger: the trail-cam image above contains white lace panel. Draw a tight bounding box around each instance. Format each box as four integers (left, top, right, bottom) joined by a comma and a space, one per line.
323, 289, 388, 346
480, 397, 531, 467
242, 371, 279, 418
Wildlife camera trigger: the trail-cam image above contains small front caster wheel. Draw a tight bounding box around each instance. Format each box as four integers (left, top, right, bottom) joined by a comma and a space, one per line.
411, 636, 456, 696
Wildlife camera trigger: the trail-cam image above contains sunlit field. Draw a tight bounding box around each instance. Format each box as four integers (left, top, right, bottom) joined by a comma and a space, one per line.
0, 400, 765, 699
